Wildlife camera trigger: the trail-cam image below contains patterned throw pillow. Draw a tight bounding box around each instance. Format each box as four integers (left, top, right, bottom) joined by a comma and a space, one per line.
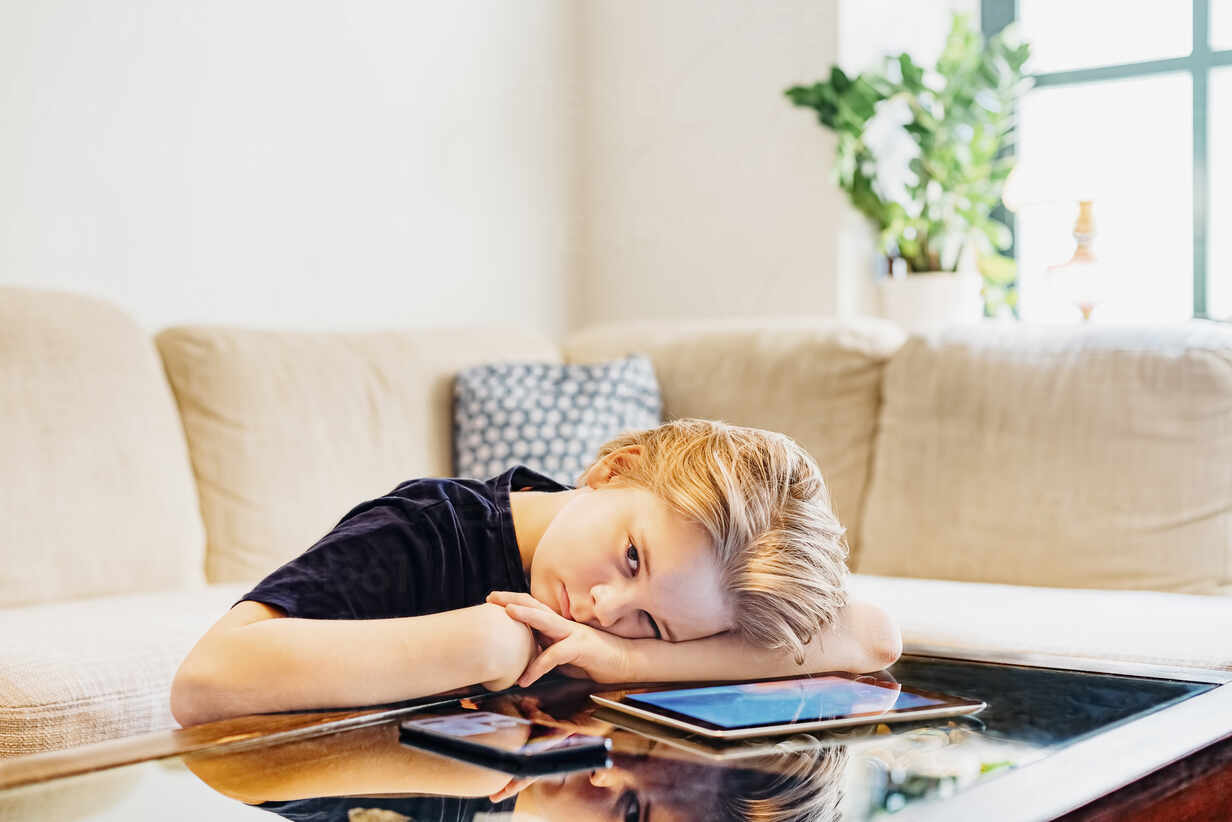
452, 355, 663, 486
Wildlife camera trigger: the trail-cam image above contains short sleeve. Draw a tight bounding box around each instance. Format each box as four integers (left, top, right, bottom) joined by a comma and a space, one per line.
234, 470, 539, 622
236, 501, 433, 621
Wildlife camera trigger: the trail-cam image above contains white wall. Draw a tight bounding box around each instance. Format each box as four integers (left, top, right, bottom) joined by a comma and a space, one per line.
571, 0, 980, 330
839, 0, 980, 78
0, 1, 579, 338
0, 1, 976, 337
572, 0, 845, 330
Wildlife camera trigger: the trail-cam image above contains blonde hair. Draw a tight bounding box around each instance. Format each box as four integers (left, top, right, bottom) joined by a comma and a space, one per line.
578, 418, 849, 664
720, 740, 849, 822
610, 738, 849, 822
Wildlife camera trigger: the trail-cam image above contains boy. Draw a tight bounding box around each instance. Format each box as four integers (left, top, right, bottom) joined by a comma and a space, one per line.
171, 418, 901, 727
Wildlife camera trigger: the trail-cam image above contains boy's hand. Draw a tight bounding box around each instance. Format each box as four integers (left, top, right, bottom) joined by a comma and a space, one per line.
485, 591, 636, 686
477, 602, 543, 692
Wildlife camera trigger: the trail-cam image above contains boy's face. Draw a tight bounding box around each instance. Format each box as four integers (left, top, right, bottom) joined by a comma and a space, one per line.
527, 449, 733, 643
514, 752, 715, 822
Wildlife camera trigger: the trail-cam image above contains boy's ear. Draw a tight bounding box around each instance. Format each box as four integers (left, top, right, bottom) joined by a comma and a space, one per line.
584, 444, 643, 489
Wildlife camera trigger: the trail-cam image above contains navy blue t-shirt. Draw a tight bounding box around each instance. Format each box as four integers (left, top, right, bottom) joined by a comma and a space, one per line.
237, 464, 573, 621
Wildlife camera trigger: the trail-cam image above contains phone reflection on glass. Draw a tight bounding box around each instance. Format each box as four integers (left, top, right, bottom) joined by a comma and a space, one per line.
398, 710, 612, 777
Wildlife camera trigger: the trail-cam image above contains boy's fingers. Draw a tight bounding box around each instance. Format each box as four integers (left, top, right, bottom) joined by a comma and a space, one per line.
518, 654, 551, 687
486, 591, 525, 606
519, 638, 579, 686
512, 593, 554, 612
505, 603, 571, 641
487, 590, 536, 606
487, 591, 554, 613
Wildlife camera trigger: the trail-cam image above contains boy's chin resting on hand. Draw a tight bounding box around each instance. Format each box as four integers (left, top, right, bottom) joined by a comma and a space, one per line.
485, 591, 636, 687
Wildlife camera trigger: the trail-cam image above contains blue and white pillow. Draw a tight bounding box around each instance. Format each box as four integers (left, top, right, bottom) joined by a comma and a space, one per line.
452, 355, 663, 486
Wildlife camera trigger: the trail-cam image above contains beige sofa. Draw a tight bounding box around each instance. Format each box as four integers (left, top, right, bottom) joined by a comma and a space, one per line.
3, 285, 1231, 758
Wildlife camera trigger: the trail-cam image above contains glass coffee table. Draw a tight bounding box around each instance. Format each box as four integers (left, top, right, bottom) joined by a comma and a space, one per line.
1, 652, 1228, 821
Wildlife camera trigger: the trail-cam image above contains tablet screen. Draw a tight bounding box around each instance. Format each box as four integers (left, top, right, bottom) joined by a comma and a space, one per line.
623, 676, 945, 730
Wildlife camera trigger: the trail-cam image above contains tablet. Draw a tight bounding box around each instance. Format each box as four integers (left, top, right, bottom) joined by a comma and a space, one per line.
590, 673, 986, 739
591, 706, 851, 761
591, 705, 985, 761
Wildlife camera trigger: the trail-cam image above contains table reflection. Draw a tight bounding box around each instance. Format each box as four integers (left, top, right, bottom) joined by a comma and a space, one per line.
1, 657, 1212, 821
184, 677, 867, 822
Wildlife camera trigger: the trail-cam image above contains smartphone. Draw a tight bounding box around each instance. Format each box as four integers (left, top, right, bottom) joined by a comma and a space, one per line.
398, 710, 613, 777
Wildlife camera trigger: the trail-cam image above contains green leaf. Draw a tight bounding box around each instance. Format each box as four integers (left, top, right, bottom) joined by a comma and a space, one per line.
830, 65, 851, 94
899, 53, 925, 92
784, 8, 1032, 265
977, 252, 1018, 284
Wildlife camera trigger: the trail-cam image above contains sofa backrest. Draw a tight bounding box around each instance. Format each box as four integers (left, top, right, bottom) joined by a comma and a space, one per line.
562, 316, 908, 561
0, 287, 206, 607
857, 321, 1232, 595
155, 325, 561, 583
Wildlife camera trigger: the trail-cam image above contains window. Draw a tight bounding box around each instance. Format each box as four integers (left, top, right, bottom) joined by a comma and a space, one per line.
983, 0, 1231, 321
1211, 66, 1232, 317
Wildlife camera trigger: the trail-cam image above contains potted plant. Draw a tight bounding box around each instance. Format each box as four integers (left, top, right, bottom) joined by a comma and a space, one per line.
785, 11, 1032, 333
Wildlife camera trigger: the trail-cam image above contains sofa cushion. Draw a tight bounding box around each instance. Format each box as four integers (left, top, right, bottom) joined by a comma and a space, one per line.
0, 286, 206, 607
857, 321, 1232, 594
851, 574, 1232, 672
563, 316, 907, 563
453, 354, 662, 485
0, 583, 250, 757
155, 326, 562, 583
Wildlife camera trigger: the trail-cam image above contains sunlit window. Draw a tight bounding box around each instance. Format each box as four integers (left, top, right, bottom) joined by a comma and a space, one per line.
989, 0, 1230, 322
1214, 0, 1232, 50
1211, 67, 1232, 319
1018, 0, 1191, 73
1015, 73, 1192, 323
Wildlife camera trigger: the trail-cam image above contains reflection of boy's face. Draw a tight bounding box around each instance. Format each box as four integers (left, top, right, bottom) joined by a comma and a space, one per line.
525, 469, 733, 643
513, 755, 704, 822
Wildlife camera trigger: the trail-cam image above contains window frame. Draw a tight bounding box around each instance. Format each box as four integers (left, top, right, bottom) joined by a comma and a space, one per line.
982, 0, 1232, 320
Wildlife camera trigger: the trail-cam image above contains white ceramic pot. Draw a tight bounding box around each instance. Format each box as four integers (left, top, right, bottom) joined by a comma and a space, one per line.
876, 270, 985, 335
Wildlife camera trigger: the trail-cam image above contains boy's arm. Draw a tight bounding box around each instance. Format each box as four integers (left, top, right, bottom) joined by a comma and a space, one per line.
625, 599, 902, 682
492, 592, 902, 686
170, 600, 535, 727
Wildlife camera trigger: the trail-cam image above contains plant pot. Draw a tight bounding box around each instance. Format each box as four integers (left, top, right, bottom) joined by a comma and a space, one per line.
876, 270, 985, 335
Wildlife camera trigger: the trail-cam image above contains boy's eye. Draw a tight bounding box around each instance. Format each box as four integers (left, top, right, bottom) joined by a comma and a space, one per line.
626, 541, 662, 640
625, 542, 640, 574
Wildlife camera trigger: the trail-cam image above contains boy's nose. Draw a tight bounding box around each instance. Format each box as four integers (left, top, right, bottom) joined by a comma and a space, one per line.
589, 583, 633, 629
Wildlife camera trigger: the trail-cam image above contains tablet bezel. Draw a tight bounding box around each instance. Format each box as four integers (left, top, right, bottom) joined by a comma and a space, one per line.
589, 672, 987, 739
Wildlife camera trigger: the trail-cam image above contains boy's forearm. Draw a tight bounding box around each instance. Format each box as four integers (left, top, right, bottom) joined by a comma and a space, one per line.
175, 603, 526, 724
624, 599, 902, 682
